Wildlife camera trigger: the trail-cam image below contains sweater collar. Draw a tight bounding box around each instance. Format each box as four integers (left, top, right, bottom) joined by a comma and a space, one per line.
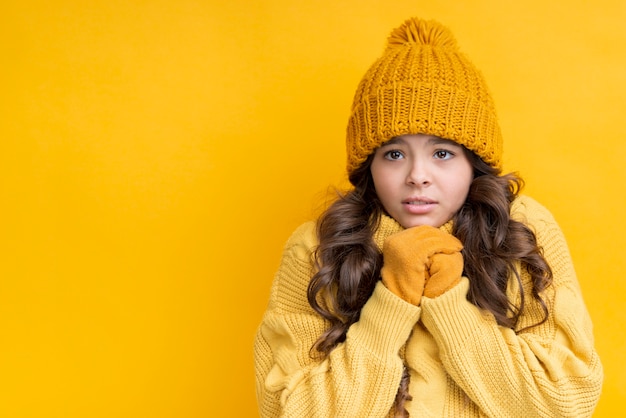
372, 214, 454, 251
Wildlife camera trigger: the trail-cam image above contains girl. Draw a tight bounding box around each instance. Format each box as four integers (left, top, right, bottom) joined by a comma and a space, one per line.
254, 17, 603, 417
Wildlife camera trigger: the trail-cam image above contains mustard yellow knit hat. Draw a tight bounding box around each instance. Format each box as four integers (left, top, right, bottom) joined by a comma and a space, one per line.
346, 18, 503, 175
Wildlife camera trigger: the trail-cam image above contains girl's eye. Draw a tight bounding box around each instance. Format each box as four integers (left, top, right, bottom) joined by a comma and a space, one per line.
384, 150, 404, 160
434, 149, 454, 160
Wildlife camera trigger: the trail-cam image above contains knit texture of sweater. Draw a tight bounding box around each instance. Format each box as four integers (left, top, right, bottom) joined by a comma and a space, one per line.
254, 195, 603, 417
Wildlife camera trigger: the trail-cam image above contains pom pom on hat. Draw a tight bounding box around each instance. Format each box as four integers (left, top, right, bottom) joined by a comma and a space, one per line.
346, 17, 503, 177
386, 18, 458, 50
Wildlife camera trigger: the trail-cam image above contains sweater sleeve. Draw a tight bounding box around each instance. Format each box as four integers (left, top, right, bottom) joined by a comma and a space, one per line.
419, 196, 603, 417
254, 222, 420, 417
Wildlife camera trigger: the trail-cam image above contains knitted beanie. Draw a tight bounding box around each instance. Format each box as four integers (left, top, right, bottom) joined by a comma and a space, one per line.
346, 18, 503, 175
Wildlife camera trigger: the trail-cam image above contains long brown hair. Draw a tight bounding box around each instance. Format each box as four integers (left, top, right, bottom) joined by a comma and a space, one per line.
307, 147, 552, 416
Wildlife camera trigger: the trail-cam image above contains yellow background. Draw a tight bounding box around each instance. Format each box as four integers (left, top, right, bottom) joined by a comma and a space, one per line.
2, 1, 625, 416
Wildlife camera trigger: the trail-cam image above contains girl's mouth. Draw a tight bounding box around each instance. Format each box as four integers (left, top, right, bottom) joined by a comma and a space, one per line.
402, 197, 437, 214
402, 196, 436, 205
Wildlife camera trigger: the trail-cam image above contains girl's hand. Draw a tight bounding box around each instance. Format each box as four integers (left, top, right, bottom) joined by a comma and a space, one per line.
423, 250, 463, 298
381, 225, 463, 306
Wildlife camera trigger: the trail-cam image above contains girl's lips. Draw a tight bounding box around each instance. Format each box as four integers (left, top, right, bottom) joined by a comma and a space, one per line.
402, 197, 437, 214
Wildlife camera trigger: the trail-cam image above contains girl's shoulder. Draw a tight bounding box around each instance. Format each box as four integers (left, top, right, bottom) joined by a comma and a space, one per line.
510, 194, 560, 234
281, 220, 318, 259
265, 221, 318, 314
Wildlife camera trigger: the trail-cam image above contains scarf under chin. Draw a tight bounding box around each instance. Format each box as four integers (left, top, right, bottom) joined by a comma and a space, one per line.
371, 214, 455, 252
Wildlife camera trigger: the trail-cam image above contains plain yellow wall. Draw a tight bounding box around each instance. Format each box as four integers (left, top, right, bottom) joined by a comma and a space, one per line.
2, 1, 625, 416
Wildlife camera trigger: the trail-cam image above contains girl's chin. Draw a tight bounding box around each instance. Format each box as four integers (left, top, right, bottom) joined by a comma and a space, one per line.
385, 209, 450, 229
395, 214, 452, 229
398, 219, 442, 229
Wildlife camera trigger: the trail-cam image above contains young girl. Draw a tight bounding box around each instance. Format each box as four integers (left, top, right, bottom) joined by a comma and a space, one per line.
254, 17, 603, 417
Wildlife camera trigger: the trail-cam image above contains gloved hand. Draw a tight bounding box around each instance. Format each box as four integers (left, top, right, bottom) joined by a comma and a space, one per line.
423, 251, 463, 298
381, 225, 463, 306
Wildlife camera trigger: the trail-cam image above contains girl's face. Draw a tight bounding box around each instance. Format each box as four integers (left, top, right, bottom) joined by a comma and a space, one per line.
370, 134, 473, 228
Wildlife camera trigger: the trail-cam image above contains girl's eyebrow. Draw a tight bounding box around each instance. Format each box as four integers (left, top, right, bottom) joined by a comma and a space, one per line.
380, 137, 404, 147
381, 136, 461, 147
429, 137, 462, 147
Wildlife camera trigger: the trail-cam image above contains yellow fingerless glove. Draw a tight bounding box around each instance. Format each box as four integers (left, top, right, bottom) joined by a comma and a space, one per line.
381, 225, 463, 306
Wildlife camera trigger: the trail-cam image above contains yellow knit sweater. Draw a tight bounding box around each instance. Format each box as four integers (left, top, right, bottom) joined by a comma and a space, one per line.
254, 195, 603, 417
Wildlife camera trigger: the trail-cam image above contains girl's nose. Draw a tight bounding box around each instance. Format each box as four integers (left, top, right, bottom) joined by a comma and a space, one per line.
406, 160, 431, 186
